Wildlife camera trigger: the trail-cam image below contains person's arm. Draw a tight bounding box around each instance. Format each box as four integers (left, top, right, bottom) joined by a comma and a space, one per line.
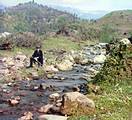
39, 50, 43, 58
32, 50, 37, 58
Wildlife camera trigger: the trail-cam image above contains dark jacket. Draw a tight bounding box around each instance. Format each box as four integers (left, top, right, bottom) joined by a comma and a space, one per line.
32, 49, 43, 65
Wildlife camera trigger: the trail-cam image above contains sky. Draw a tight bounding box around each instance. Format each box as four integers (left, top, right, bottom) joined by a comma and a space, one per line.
0, 0, 132, 12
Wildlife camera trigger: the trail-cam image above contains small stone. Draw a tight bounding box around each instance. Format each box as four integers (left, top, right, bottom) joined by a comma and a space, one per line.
38, 104, 53, 113
18, 111, 33, 120
7, 82, 12, 86
8, 99, 19, 106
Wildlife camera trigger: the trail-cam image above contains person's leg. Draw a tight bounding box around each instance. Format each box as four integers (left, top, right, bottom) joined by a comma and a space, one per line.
38, 58, 43, 67
29, 57, 35, 67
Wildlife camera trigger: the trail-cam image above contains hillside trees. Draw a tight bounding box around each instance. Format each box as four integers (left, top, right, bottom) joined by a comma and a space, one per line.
99, 24, 117, 43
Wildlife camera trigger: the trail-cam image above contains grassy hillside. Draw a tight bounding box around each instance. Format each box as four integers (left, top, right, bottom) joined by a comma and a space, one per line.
96, 10, 132, 33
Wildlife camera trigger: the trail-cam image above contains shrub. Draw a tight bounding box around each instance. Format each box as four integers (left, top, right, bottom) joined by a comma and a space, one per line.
0, 32, 42, 48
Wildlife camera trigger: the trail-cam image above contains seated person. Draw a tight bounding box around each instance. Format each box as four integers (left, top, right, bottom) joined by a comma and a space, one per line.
29, 46, 43, 67
128, 36, 132, 44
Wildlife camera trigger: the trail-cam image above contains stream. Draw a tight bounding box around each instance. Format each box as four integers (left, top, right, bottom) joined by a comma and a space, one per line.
0, 43, 107, 120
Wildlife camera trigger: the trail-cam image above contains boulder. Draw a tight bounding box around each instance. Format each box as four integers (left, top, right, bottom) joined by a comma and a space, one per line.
120, 38, 131, 45
38, 115, 68, 120
61, 92, 95, 115
0, 69, 9, 75
18, 112, 33, 120
38, 104, 54, 113
64, 54, 75, 63
15, 54, 27, 62
15, 61, 25, 68
93, 55, 106, 64
49, 93, 60, 102
57, 60, 73, 71
8, 99, 19, 106
44, 65, 59, 73
6, 58, 14, 66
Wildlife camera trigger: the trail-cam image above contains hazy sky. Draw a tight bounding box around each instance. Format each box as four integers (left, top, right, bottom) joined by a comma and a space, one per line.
0, 0, 132, 11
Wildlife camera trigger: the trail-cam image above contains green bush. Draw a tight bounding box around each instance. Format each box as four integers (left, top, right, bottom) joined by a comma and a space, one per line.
99, 25, 117, 43
0, 32, 42, 48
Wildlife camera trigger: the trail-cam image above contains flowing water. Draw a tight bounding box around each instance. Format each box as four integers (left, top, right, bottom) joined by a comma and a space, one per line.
0, 44, 106, 119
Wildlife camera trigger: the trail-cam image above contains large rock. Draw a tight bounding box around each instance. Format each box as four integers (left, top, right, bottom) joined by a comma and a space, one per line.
57, 60, 73, 71
44, 65, 59, 73
0, 69, 9, 75
120, 38, 131, 45
93, 55, 106, 64
5, 58, 14, 66
64, 54, 75, 63
38, 115, 68, 120
15, 54, 27, 62
14, 54, 27, 68
18, 112, 33, 120
61, 92, 95, 115
49, 93, 60, 102
38, 104, 54, 113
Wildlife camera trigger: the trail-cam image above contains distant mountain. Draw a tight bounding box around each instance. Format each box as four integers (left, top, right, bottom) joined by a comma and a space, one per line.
48, 5, 109, 19
0, 4, 5, 11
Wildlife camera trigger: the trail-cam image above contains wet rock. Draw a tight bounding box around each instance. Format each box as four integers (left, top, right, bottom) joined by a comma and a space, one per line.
50, 106, 61, 113
57, 60, 73, 71
38, 104, 54, 113
61, 92, 95, 115
38, 115, 68, 120
7, 82, 13, 86
30, 85, 39, 91
8, 99, 19, 106
46, 73, 55, 79
39, 83, 54, 90
49, 93, 60, 102
72, 86, 80, 92
93, 55, 106, 64
18, 111, 33, 120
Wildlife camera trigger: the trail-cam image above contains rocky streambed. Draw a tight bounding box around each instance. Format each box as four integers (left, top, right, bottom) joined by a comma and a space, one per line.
0, 43, 107, 120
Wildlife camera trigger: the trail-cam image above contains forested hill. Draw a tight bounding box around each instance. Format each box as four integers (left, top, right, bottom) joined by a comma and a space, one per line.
0, 2, 77, 33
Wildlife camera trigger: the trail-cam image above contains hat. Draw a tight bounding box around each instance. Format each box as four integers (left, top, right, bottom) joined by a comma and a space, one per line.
36, 45, 41, 49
